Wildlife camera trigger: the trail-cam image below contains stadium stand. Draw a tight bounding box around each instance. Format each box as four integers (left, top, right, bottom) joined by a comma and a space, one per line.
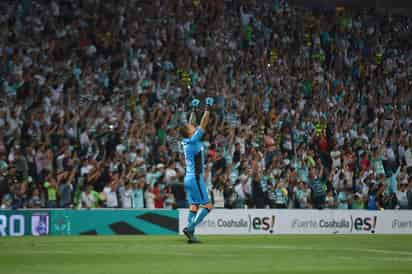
0, 0, 411, 210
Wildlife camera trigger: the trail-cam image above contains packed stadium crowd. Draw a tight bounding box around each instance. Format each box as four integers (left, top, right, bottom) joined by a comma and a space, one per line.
1, 0, 412, 210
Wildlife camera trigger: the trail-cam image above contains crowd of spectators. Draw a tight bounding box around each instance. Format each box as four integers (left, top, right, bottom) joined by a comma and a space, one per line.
1, 0, 412, 210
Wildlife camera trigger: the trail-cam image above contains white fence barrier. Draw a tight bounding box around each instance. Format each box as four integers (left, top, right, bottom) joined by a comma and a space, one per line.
179, 209, 412, 235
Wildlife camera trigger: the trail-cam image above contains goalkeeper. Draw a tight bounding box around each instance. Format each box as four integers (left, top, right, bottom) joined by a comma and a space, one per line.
179, 97, 214, 244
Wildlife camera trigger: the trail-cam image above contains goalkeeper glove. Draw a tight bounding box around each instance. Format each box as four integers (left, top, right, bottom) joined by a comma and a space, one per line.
191, 98, 200, 108
205, 97, 214, 109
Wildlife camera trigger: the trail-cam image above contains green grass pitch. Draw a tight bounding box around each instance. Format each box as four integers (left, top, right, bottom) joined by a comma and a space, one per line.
0, 235, 411, 274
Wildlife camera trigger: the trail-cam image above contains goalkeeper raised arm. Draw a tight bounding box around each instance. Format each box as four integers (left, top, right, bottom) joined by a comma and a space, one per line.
179, 97, 213, 244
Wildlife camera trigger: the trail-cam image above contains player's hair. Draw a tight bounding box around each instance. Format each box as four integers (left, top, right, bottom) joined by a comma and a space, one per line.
179, 125, 190, 138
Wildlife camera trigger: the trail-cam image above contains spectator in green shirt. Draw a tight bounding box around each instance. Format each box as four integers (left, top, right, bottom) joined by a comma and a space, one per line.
43, 171, 57, 208
80, 185, 100, 209
352, 193, 365, 209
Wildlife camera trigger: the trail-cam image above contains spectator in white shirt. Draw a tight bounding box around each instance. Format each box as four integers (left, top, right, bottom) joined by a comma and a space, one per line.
103, 173, 120, 208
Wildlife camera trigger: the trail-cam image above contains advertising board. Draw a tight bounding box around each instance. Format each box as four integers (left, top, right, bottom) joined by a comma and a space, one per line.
179, 209, 412, 235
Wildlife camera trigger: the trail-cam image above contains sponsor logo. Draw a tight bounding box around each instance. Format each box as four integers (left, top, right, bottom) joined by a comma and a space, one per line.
0, 213, 50, 237
249, 215, 276, 233
216, 218, 248, 228
291, 218, 350, 230
0, 214, 25, 236
53, 216, 72, 235
291, 219, 317, 229
31, 214, 49, 236
351, 216, 377, 233
198, 215, 276, 233
291, 216, 377, 233
392, 219, 412, 229
319, 219, 350, 228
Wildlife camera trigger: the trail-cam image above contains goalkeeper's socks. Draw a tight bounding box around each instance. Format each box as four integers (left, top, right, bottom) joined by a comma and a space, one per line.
193, 207, 211, 227
187, 210, 197, 233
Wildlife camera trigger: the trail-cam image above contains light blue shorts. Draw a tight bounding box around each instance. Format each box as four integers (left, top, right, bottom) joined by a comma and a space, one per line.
184, 175, 209, 205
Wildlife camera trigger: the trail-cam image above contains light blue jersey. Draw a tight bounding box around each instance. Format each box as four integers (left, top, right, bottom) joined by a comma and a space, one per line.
182, 128, 205, 177
181, 128, 209, 205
